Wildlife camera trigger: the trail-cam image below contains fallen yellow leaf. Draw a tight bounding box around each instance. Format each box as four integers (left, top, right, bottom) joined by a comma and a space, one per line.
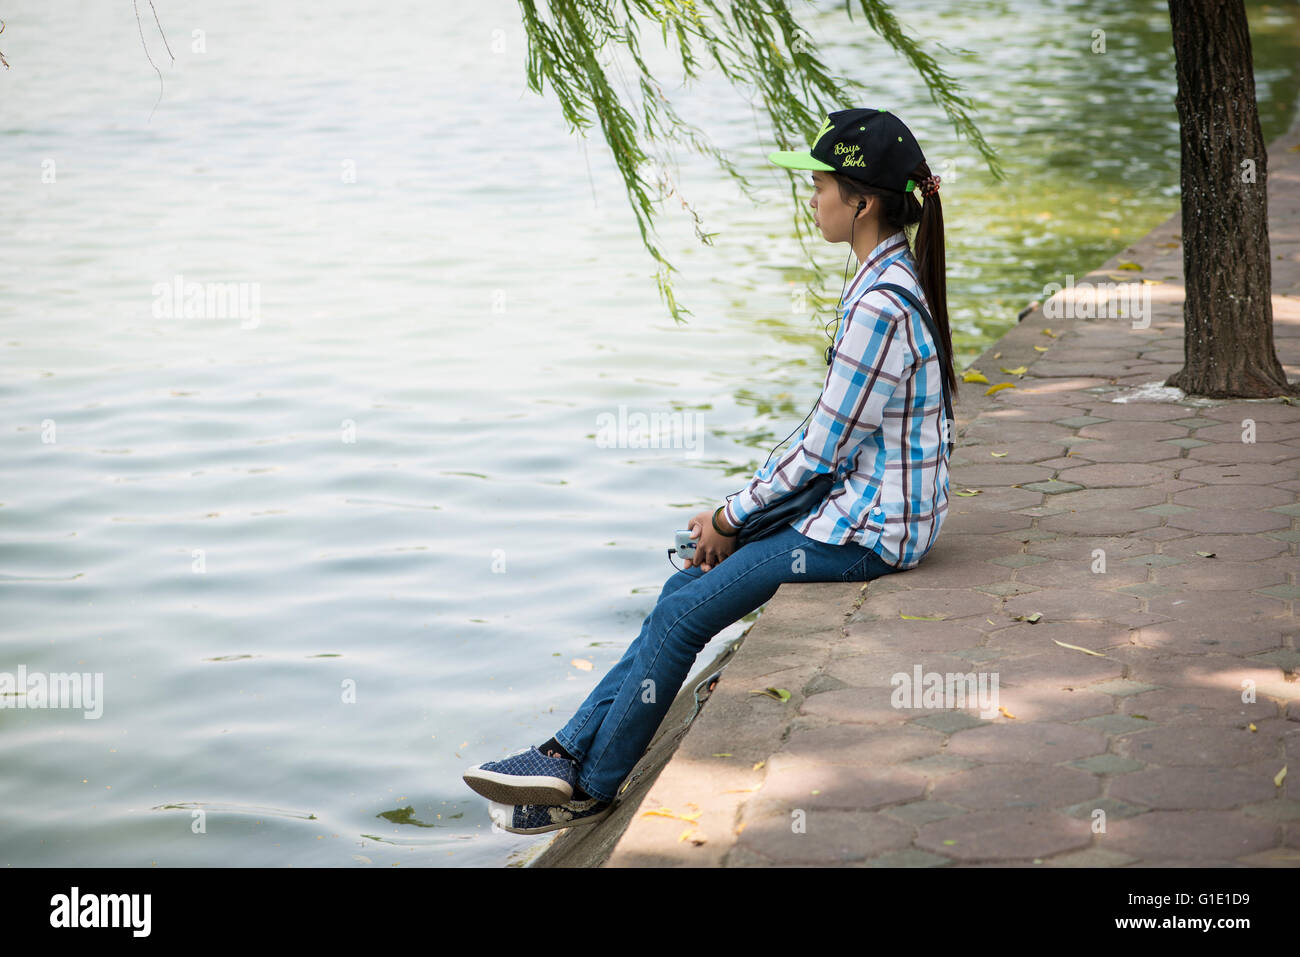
985, 382, 1016, 395
1275, 765, 1288, 787
1000, 366, 1028, 375
1042, 328, 1058, 338
1033, 345, 1049, 352
751, 760, 765, 771
1248, 723, 1257, 732
962, 369, 990, 384
900, 612, 946, 621
998, 705, 1017, 719
1117, 261, 1142, 270
954, 487, 983, 496
1052, 638, 1108, 658
711, 752, 733, 757
990, 451, 1008, 457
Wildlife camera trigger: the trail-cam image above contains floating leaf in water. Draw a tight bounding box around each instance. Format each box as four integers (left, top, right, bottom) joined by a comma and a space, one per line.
962, 369, 989, 384
900, 612, 946, 621
985, 382, 1016, 395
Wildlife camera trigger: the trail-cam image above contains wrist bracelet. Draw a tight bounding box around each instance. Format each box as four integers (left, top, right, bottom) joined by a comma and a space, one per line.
712, 506, 739, 537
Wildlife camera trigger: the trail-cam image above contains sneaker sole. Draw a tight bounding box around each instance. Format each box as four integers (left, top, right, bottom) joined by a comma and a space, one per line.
463, 767, 574, 805
491, 804, 613, 835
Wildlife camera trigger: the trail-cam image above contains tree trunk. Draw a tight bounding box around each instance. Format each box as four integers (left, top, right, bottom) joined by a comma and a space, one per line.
1164, 0, 1298, 398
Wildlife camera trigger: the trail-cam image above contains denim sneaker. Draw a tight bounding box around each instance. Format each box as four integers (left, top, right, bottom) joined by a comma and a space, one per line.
488, 797, 613, 835
463, 745, 577, 805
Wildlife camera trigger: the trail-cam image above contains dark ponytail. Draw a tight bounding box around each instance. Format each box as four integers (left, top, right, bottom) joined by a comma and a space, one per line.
832, 164, 956, 400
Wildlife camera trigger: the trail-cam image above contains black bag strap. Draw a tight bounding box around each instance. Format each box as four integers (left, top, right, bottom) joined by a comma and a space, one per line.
864, 282, 954, 458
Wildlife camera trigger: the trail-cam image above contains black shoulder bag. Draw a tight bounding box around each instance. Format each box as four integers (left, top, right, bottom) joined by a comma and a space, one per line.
727, 282, 953, 549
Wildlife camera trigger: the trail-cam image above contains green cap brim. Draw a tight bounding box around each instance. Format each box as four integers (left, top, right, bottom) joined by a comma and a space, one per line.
768, 150, 835, 171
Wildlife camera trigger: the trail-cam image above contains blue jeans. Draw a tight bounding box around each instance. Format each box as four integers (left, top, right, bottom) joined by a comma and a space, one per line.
553, 523, 900, 803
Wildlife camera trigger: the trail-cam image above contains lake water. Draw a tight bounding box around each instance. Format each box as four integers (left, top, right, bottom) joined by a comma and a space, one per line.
2, 0, 1297, 867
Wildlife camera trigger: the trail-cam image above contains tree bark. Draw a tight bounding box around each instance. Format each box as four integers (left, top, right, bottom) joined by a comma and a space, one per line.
1164, 0, 1298, 397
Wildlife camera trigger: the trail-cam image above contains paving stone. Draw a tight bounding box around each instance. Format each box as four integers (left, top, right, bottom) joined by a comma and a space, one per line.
1079, 421, 1187, 442
882, 800, 969, 826
1136, 503, 1195, 515
909, 711, 989, 734
1002, 587, 1142, 622
916, 808, 1094, 861
1110, 767, 1280, 810
1241, 799, 1300, 822
1254, 583, 1300, 600
1119, 724, 1280, 767
932, 763, 1100, 810
1178, 462, 1298, 485
1119, 553, 1186, 567
779, 724, 944, 767
1021, 480, 1084, 494
1056, 463, 1177, 487
1153, 556, 1290, 591
1076, 714, 1157, 735
1040, 511, 1163, 536
1070, 753, 1147, 774
1161, 533, 1291, 562
861, 848, 953, 867
1043, 846, 1140, 867
747, 756, 929, 814
1054, 415, 1109, 427
946, 721, 1107, 764
1144, 590, 1288, 623
1250, 648, 1300, 670
1089, 678, 1160, 697
736, 808, 914, 864
1166, 509, 1291, 533
989, 553, 1049, 568
1060, 796, 1149, 820
1104, 810, 1279, 860
1270, 501, 1300, 515
797, 686, 918, 726
901, 753, 982, 776
975, 580, 1041, 597
1163, 437, 1211, 449
1169, 417, 1214, 429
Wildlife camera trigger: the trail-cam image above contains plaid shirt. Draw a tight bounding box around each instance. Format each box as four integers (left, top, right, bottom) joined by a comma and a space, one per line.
724, 230, 950, 569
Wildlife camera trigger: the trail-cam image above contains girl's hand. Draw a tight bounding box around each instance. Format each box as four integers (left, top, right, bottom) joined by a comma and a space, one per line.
683, 509, 739, 572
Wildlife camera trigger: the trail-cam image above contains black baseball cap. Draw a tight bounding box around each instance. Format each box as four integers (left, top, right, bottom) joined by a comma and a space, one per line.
769, 108, 925, 194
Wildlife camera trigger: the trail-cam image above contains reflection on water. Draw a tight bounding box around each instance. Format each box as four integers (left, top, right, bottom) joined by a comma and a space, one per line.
0, 0, 1296, 867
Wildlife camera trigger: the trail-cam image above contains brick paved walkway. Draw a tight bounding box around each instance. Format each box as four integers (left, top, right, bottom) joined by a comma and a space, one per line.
572, 111, 1300, 868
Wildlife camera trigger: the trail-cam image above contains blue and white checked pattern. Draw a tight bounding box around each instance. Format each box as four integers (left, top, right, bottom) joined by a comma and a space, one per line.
478, 746, 577, 786
724, 230, 950, 570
